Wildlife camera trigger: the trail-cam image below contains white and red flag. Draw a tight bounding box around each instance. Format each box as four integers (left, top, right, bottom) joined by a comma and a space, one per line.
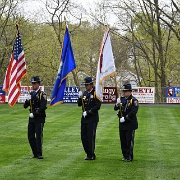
95, 27, 116, 101
3, 25, 27, 106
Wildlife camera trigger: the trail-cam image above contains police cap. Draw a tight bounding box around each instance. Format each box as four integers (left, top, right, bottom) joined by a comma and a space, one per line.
31, 76, 41, 83
122, 84, 132, 91
84, 77, 93, 85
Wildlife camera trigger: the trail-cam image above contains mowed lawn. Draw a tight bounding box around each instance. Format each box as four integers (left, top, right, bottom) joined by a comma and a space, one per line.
0, 104, 180, 180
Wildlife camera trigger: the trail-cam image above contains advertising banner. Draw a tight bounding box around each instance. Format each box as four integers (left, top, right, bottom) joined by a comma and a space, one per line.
0, 86, 6, 104
132, 87, 155, 103
166, 86, 180, 103
103, 87, 117, 103
63, 86, 79, 103
18, 86, 44, 103
63, 86, 118, 104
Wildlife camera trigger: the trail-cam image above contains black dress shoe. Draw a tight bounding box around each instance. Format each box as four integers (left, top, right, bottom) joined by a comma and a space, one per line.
37, 156, 43, 159
124, 158, 132, 162
30, 155, 37, 158
85, 156, 95, 160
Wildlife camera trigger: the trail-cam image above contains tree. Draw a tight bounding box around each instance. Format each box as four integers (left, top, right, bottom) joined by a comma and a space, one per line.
0, 0, 28, 85
43, 0, 84, 86
91, 0, 180, 102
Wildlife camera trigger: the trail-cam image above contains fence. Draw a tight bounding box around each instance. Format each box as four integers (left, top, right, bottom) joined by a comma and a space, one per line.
43, 86, 180, 104
1, 86, 180, 104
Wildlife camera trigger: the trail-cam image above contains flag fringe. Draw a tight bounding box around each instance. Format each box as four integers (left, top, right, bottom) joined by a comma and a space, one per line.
99, 71, 116, 85
50, 100, 64, 107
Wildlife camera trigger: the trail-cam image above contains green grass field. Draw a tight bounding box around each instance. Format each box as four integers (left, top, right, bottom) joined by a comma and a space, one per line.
0, 104, 180, 180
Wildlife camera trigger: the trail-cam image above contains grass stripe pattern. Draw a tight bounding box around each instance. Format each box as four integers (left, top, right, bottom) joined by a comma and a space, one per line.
0, 104, 180, 180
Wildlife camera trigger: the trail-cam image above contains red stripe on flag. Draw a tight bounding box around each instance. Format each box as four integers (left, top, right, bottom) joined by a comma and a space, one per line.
99, 30, 109, 73
2, 52, 14, 92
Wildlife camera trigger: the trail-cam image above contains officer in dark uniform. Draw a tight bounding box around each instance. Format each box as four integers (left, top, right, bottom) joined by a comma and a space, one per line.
78, 77, 101, 160
114, 84, 138, 162
24, 76, 47, 159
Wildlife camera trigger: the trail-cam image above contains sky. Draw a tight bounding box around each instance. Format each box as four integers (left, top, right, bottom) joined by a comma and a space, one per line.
19, 0, 101, 23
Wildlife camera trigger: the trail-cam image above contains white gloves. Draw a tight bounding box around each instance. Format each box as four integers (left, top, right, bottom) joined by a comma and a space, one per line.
26, 95, 31, 100
116, 98, 121, 106
120, 117, 125, 123
78, 91, 83, 98
83, 111, 87, 118
29, 113, 34, 118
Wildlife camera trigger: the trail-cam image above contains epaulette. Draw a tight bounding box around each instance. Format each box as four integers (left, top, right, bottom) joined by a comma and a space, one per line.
129, 96, 137, 106
39, 91, 46, 100
130, 99, 133, 105
131, 96, 138, 106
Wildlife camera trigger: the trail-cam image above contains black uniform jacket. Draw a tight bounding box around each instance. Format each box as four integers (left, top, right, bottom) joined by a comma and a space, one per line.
24, 89, 47, 123
78, 88, 101, 123
114, 95, 138, 130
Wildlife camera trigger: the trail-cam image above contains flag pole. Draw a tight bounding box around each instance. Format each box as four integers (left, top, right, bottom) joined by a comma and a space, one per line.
16, 22, 32, 112
26, 74, 32, 113
75, 69, 85, 111
64, 17, 85, 111
114, 73, 122, 117
114, 73, 119, 98
50, 21, 77, 106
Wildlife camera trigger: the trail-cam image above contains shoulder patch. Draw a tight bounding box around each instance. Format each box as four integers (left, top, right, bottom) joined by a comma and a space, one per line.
40, 91, 46, 100
43, 94, 47, 100
134, 100, 138, 106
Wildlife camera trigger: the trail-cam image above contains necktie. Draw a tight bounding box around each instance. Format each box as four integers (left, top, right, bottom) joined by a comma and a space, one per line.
32, 91, 36, 98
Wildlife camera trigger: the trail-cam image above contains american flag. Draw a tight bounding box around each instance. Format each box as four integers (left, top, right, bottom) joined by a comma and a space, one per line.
3, 27, 27, 106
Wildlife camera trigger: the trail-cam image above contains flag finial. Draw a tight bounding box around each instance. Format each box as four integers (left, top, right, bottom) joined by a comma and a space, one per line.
15, 23, 19, 37
16, 22, 19, 30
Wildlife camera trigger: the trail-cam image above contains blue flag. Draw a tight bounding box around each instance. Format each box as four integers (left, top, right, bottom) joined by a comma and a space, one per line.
50, 26, 76, 106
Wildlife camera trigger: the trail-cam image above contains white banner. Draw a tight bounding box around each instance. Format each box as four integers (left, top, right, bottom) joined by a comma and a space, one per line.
132, 87, 155, 103
166, 97, 180, 103
18, 86, 44, 103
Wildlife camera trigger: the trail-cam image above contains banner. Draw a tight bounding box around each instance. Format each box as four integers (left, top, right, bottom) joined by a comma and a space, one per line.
18, 86, 44, 103
62, 86, 117, 104
103, 87, 117, 103
166, 86, 180, 103
132, 87, 155, 103
63, 86, 79, 103
0, 86, 6, 104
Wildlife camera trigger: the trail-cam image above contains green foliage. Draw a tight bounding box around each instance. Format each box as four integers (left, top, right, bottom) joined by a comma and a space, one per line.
0, 104, 180, 179
23, 23, 61, 85
70, 22, 104, 81
0, 0, 180, 101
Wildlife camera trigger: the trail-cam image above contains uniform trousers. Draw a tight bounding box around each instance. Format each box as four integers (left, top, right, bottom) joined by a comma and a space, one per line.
119, 128, 135, 160
81, 122, 97, 157
28, 121, 44, 157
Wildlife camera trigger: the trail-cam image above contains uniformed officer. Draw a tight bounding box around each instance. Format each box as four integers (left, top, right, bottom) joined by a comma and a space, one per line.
114, 84, 138, 162
24, 76, 47, 159
78, 77, 101, 160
